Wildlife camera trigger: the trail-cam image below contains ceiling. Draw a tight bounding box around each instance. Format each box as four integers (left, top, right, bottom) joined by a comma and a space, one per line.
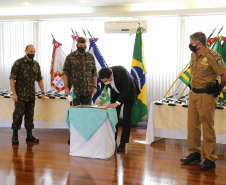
1, 0, 226, 20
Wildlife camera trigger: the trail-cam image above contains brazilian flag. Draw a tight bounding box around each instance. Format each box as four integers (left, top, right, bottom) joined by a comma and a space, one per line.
179, 66, 191, 86
130, 27, 148, 125
100, 87, 111, 104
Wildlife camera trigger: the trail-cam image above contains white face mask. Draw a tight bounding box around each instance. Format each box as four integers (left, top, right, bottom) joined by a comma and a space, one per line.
104, 81, 110, 85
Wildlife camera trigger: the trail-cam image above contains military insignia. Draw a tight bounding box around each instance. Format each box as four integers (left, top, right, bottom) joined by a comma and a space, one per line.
200, 69, 204, 74
201, 57, 208, 66
209, 50, 218, 56
216, 58, 223, 66
203, 57, 207, 63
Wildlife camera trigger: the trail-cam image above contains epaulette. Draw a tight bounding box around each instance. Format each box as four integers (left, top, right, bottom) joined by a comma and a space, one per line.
209, 49, 218, 57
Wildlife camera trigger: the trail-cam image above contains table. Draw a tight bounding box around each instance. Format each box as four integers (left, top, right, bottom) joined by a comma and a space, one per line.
145, 102, 226, 144
66, 107, 118, 159
0, 97, 70, 128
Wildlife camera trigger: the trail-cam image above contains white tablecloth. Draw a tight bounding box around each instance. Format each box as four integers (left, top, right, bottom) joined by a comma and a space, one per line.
145, 102, 226, 144
70, 119, 116, 159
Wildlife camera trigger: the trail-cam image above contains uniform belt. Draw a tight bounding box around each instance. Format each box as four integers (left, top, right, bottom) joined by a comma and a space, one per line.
191, 87, 207, 93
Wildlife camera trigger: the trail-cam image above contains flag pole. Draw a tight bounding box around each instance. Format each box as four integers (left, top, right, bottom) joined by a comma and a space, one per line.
87, 30, 92, 38
71, 29, 75, 35
163, 61, 190, 98
210, 26, 224, 48
70, 85, 75, 108
180, 86, 187, 97
51, 33, 55, 40
74, 30, 79, 36
72, 85, 74, 107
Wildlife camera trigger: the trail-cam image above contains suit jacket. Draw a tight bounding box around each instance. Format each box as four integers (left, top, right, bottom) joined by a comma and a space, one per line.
100, 66, 140, 104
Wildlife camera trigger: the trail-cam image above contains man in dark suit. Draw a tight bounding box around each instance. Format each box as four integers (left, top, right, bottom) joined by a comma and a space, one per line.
97, 66, 140, 152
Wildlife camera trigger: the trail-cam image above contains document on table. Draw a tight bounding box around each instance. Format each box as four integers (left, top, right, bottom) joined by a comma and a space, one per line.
75, 105, 107, 109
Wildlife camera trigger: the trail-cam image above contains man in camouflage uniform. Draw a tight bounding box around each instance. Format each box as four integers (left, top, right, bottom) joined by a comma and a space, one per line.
10, 44, 45, 145
180, 32, 226, 170
63, 37, 97, 143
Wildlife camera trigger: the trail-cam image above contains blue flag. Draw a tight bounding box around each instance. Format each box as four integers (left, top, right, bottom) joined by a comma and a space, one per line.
88, 38, 108, 104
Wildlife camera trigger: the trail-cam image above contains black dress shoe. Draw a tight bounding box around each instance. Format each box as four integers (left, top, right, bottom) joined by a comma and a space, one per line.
180, 152, 201, 164
117, 143, 125, 152
200, 158, 216, 170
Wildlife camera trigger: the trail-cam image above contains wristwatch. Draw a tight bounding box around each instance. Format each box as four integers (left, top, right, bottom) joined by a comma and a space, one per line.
93, 85, 97, 88
41, 92, 45, 94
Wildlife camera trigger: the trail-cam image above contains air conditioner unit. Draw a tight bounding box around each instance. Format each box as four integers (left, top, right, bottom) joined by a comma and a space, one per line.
104, 20, 147, 33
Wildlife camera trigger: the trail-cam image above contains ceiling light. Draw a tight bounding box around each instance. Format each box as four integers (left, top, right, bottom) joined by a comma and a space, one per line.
24, 1, 30, 6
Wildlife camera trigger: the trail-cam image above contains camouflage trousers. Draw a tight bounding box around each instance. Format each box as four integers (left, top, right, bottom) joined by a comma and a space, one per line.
11, 100, 35, 130
70, 95, 92, 106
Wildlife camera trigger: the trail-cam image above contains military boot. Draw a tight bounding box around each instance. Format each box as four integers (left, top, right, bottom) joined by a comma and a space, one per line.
12, 130, 19, 144
26, 130, 39, 143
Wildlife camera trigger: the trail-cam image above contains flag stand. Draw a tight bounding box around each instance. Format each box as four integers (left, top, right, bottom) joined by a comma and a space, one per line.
102, 102, 107, 110
70, 101, 75, 108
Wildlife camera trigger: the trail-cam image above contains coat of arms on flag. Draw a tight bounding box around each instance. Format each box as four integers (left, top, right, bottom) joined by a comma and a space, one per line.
51, 71, 64, 91
50, 39, 66, 91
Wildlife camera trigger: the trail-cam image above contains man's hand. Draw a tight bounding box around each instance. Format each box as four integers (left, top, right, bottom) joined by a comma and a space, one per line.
97, 101, 103, 106
41, 94, 45, 101
65, 87, 70, 96
12, 94, 18, 102
106, 103, 118, 108
92, 87, 97, 95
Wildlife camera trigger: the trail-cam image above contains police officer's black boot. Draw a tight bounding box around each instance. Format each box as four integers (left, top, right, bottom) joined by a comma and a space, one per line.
26, 130, 39, 143
12, 130, 19, 144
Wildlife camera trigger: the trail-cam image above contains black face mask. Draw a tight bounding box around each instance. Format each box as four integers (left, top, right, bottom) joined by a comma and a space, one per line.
27, 53, 35, 59
77, 46, 86, 53
189, 44, 198, 52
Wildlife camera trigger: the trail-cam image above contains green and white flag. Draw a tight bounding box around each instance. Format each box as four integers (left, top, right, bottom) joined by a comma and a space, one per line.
68, 86, 76, 102
179, 66, 191, 86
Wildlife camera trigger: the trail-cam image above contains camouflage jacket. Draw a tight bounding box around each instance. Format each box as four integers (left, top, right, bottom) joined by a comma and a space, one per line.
62, 50, 97, 96
9, 56, 43, 101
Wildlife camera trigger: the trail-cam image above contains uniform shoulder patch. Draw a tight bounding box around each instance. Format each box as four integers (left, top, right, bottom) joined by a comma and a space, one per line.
215, 57, 224, 66
209, 50, 218, 56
